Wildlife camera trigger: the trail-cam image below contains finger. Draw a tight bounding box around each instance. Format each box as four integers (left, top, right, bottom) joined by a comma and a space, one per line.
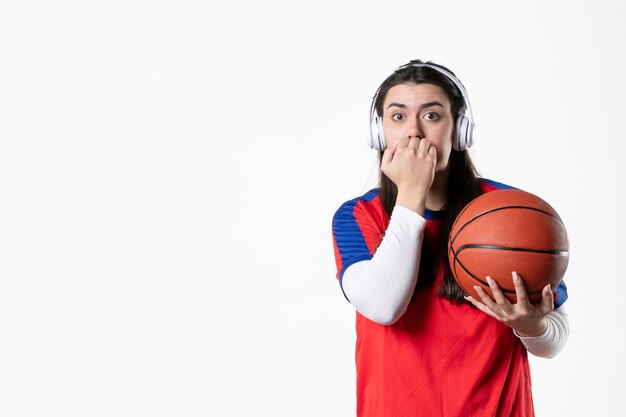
512, 271, 530, 305
473, 285, 499, 311
486, 276, 509, 305
395, 136, 411, 149
381, 142, 397, 165
464, 295, 501, 321
539, 284, 555, 315
407, 137, 421, 149
428, 143, 437, 162
417, 137, 431, 154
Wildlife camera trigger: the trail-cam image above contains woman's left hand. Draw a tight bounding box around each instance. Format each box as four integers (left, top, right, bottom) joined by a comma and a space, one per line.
464, 271, 553, 337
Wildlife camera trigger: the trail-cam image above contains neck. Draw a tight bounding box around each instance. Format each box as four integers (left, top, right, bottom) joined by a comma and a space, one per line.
426, 167, 449, 211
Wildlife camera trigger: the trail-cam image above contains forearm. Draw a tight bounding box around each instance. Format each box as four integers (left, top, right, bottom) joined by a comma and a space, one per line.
342, 206, 426, 325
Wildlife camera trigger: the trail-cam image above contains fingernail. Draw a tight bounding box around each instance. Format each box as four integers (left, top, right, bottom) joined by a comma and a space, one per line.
474, 285, 481, 292
513, 272, 519, 281
548, 284, 552, 292
487, 276, 494, 286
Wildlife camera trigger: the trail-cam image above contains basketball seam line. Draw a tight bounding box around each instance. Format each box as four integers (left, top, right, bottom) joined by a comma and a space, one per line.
449, 205, 566, 248
452, 250, 517, 294
456, 244, 569, 256
450, 247, 543, 295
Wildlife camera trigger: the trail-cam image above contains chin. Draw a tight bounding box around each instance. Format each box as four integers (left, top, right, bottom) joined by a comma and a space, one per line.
434, 161, 450, 174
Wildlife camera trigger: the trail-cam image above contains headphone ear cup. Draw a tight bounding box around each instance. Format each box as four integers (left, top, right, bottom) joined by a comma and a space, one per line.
454, 115, 474, 151
369, 115, 386, 151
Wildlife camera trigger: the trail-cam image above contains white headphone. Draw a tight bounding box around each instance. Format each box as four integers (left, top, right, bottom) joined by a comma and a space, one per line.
368, 62, 475, 152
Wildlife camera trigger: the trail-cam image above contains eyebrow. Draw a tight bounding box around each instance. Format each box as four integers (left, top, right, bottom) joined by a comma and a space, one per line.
386, 101, 445, 110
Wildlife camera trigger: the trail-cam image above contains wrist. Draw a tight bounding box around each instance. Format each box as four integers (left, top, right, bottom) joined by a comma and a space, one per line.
396, 189, 427, 216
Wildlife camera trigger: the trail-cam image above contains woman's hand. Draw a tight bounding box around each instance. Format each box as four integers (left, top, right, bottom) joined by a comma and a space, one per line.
464, 271, 554, 337
380, 137, 437, 215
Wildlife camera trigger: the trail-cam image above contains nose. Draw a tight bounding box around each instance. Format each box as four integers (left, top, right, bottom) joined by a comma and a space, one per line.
408, 118, 424, 139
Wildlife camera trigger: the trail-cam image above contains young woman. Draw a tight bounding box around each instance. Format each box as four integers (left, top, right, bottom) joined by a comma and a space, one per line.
331, 60, 569, 417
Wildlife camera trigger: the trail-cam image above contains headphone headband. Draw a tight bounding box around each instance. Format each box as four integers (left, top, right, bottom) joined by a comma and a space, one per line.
368, 62, 476, 152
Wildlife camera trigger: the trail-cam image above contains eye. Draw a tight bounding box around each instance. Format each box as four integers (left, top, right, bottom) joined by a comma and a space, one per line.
424, 112, 440, 121
391, 113, 405, 121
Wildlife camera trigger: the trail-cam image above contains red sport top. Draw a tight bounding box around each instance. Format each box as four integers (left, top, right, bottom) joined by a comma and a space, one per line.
331, 179, 568, 417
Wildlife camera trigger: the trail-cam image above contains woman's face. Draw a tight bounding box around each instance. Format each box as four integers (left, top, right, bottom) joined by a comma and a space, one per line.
381, 82, 455, 173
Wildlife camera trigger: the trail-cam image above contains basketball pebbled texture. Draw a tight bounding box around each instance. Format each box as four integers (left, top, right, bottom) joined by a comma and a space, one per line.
448, 189, 569, 304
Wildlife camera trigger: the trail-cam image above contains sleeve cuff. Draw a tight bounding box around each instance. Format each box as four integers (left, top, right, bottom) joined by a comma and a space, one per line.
513, 325, 550, 342
391, 205, 427, 226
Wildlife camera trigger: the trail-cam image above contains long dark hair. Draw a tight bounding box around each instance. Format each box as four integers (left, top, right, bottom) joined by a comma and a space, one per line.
374, 60, 482, 303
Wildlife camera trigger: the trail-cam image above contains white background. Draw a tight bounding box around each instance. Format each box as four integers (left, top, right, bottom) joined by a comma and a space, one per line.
1, 0, 624, 415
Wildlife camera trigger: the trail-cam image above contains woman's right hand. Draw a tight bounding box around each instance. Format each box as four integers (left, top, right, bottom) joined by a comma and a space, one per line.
380, 137, 437, 215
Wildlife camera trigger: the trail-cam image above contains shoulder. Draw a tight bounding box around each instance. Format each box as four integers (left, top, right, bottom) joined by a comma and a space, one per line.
332, 188, 382, 223
479, 178, 519, 194
338, 188, 381, 206
332, 188, 387, 277
332, 188, 389, 246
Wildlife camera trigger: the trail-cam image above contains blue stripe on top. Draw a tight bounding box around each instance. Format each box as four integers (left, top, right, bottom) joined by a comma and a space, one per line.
332, 189, 380, 300
553, 280, 568, 309
332, 188, 379, 275
423, 208, 443, 220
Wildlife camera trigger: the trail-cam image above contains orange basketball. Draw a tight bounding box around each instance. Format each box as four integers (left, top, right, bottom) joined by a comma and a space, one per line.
448, 189, 569, 304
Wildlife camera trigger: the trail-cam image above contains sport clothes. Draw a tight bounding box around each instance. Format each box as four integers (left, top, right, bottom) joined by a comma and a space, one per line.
341, 204, 569, 358
331, 179, 569, 417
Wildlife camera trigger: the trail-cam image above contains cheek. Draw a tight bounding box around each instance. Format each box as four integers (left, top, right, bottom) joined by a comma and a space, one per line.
382, 124, 400, 140
435, 134, 454, 165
